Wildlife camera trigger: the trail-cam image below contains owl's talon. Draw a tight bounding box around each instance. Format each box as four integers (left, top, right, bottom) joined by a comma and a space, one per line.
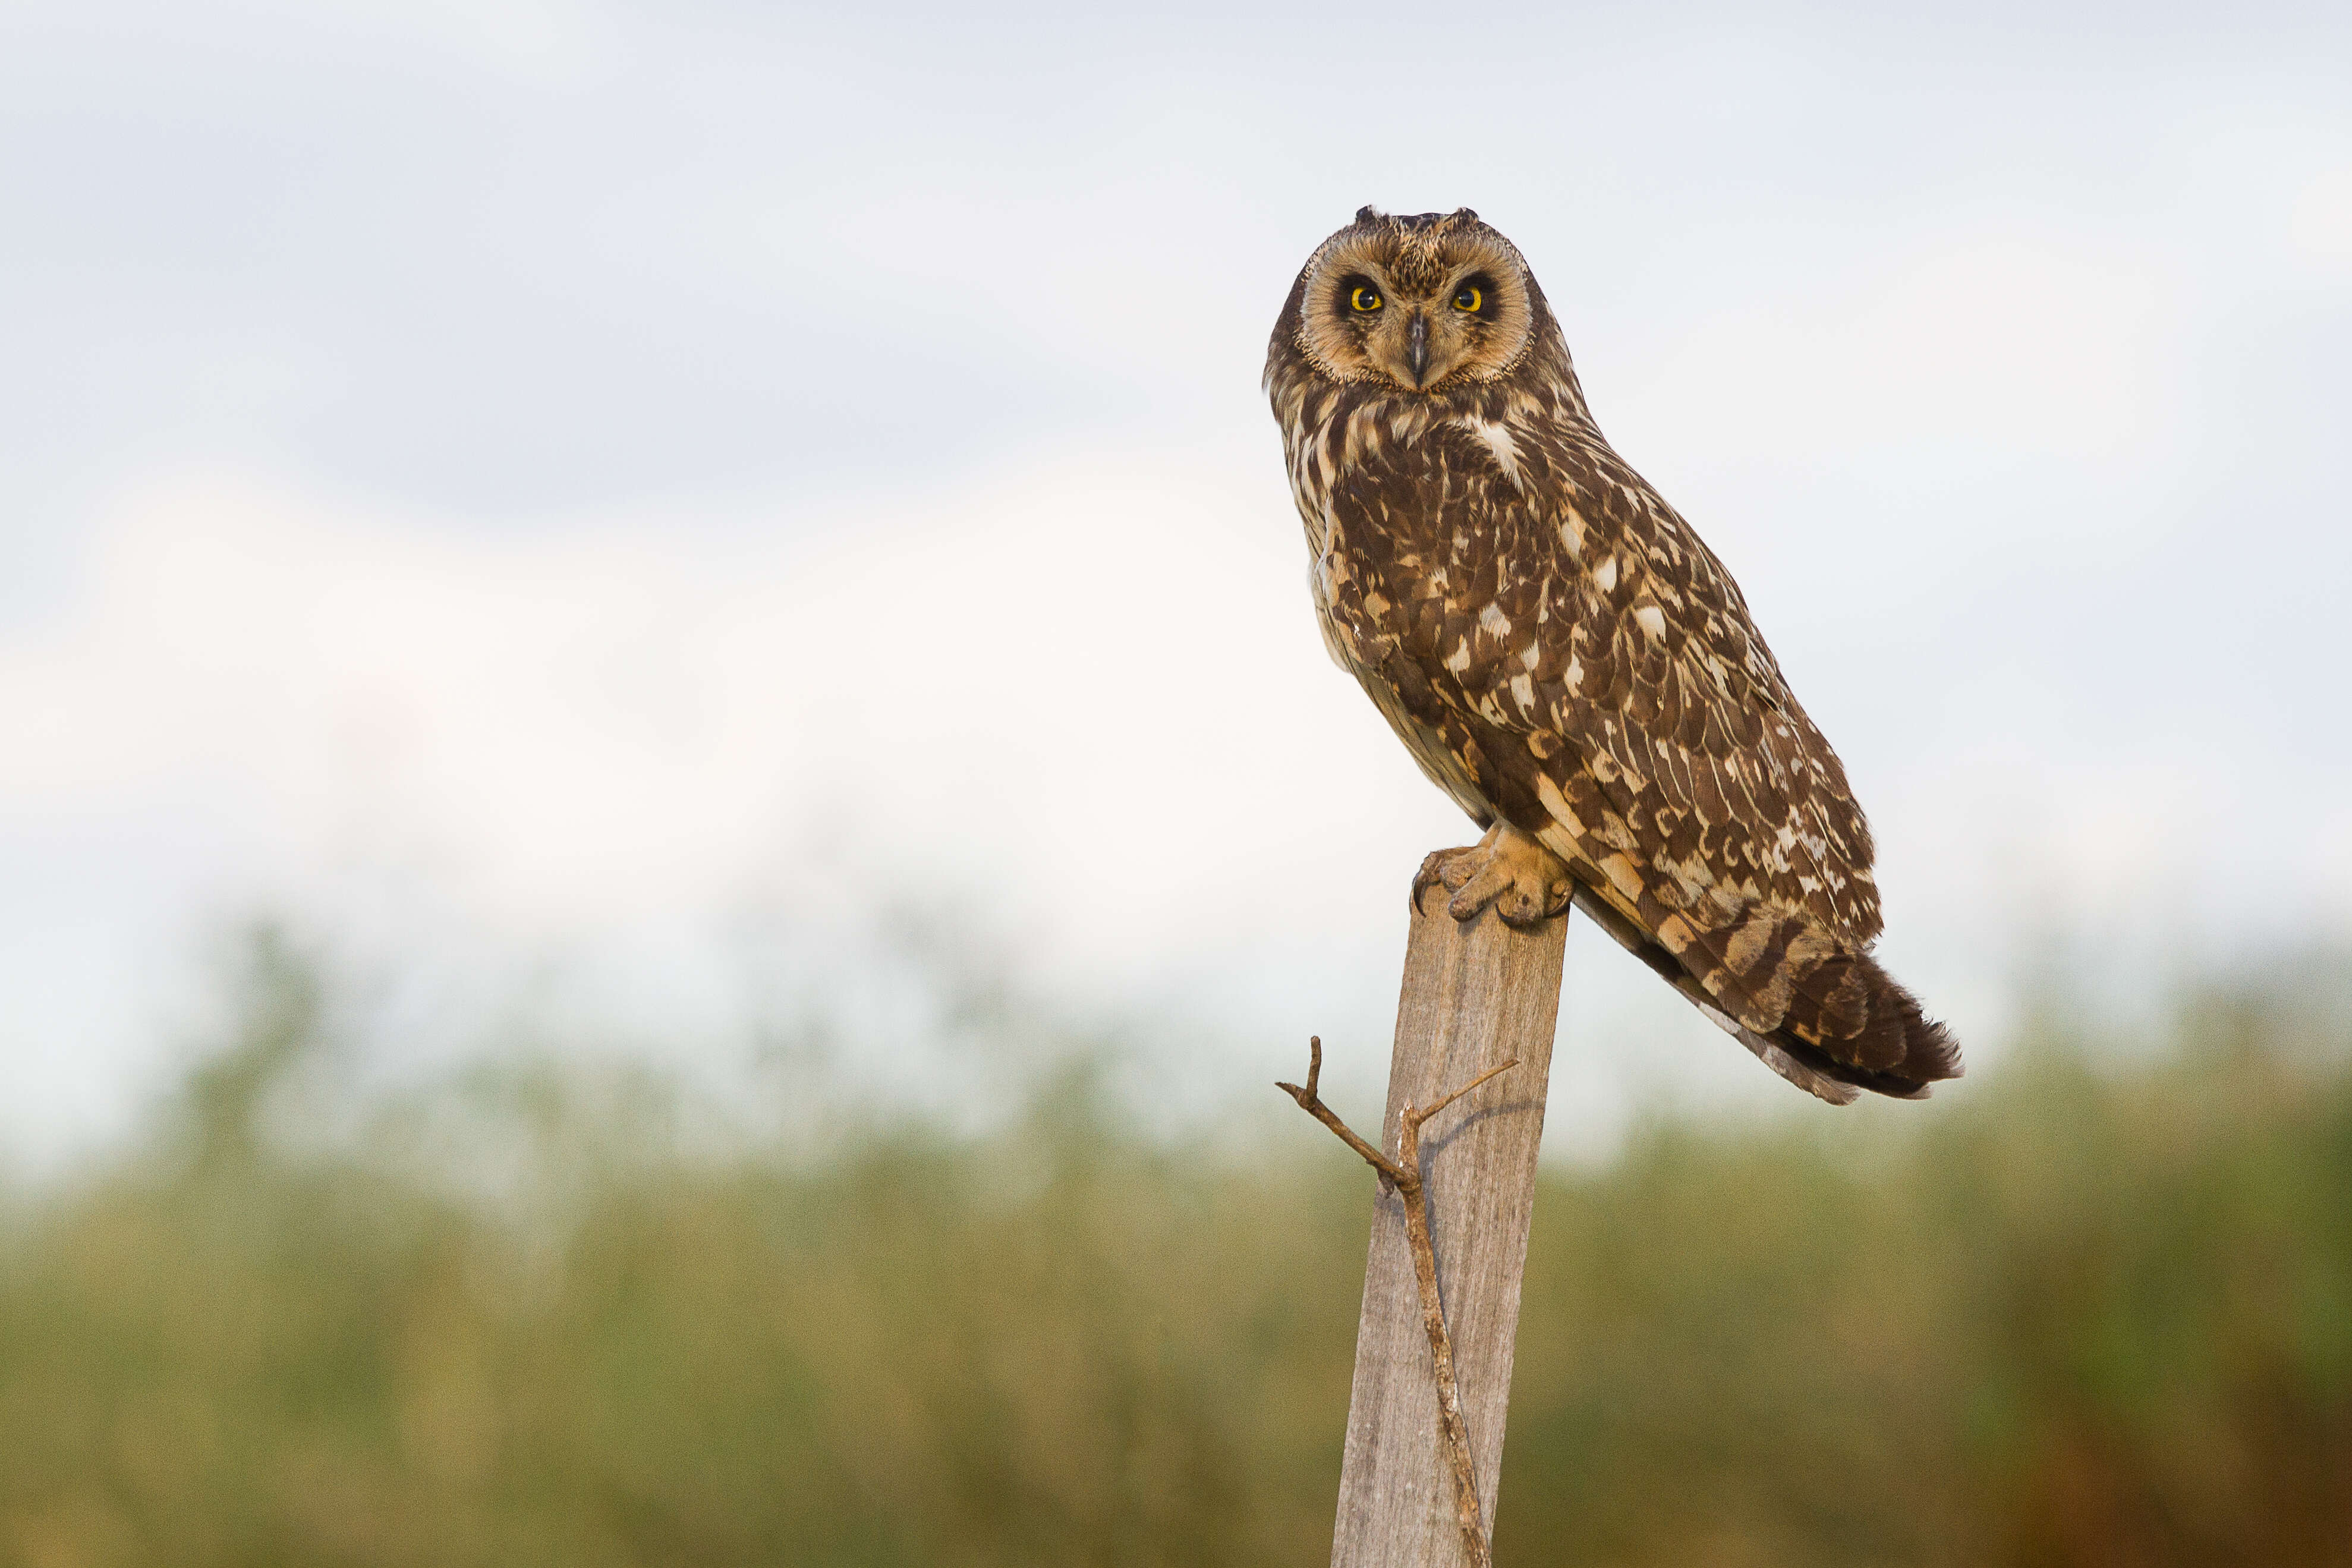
1412, 835, 1492, 914
1414, 823, 1569, 927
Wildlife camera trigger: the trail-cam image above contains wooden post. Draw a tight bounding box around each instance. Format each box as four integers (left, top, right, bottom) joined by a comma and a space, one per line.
1331, 892, 1569, 1566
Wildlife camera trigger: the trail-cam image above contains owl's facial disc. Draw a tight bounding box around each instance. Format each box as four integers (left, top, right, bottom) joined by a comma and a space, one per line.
1292, 212, 1535, 393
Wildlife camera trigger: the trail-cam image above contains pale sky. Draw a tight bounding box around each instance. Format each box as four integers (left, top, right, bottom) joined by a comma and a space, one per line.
4, 0, 2350, 1166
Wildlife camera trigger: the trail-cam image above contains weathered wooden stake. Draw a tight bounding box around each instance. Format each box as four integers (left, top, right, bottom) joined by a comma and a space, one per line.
1326, 887, 1569, 1566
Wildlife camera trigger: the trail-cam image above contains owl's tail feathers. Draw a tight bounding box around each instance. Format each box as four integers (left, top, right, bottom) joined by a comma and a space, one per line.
1751, 947, 1962, 1103
1569, 887, 1962, 1105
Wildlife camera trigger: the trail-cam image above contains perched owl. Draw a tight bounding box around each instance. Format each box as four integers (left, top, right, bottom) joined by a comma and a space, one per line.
1266, 207, 1960, 1103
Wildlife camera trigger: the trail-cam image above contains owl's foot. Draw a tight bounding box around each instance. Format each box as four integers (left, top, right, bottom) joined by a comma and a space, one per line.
1412, 821, 1572, 928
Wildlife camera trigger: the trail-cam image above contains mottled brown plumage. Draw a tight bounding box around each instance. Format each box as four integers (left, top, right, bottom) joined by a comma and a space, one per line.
1266, 207, 1959, 1103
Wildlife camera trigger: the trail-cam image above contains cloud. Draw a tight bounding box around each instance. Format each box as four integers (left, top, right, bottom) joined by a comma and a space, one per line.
0, 456, 1461, 965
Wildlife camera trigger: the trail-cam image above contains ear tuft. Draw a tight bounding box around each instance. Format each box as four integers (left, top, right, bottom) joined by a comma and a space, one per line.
1454, 207, 1479, 222
1354, 204, 1382, 224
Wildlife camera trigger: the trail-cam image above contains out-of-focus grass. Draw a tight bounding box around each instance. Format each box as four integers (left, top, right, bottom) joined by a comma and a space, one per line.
3, 935, 2349, 1567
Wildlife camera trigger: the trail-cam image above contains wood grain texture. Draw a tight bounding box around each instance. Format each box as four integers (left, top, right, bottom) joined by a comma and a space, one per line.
1331, 893, 1569, 1567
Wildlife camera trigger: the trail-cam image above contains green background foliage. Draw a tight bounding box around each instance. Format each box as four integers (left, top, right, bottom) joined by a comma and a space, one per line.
4, 936, 2348, 1567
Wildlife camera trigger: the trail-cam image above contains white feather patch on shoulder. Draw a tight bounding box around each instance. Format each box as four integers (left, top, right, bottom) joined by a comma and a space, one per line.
1454, 416, 1526, 491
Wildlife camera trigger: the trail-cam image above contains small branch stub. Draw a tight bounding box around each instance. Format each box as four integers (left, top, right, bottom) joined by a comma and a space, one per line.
1278, 1035, 1402, 1183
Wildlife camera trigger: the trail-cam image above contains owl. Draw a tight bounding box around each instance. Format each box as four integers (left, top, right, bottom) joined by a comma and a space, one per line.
1266, 207, 1959, 1103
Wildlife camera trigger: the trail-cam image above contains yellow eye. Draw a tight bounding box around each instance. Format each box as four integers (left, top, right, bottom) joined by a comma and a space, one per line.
1350, 285, 1383, 312
1453, 285, 1483, 312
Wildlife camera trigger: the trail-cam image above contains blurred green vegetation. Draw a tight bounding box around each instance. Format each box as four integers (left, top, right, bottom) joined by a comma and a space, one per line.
4, 933, 2350, 1567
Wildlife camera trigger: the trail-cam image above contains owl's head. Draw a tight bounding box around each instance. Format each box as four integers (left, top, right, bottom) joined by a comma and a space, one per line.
1276, 207, 1548, 394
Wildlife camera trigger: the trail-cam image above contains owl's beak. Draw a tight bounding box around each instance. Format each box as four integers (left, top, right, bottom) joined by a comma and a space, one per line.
1405, 313, 1431, 385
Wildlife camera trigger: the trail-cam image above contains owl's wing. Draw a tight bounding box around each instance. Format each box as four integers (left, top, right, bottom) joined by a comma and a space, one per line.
1538, 443, 1881, 939
1325, 420, 1957, 1098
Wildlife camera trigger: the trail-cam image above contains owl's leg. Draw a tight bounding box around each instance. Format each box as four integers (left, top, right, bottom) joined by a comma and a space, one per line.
1413, 820, 1572, 928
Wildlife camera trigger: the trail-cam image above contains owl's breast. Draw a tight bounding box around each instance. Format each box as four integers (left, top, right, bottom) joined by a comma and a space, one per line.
1278, 406, 1364, 669
1283, 406, 1504, 827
